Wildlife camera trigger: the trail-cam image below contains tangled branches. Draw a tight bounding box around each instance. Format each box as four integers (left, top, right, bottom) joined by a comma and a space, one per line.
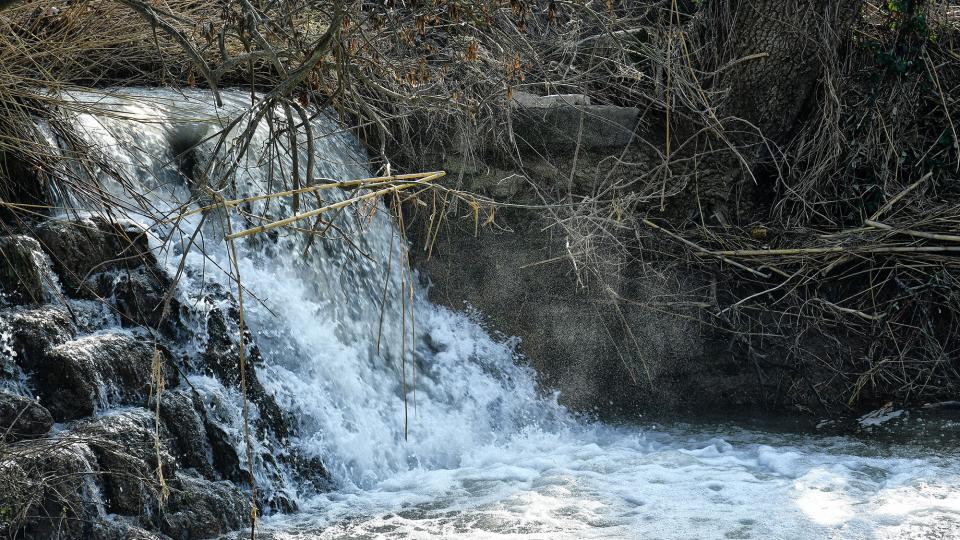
0, 0, 958, 416
531, 1, 960, 412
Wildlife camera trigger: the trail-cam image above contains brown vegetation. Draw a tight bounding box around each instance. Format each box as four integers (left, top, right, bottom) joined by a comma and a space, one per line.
0, 0, 958, 417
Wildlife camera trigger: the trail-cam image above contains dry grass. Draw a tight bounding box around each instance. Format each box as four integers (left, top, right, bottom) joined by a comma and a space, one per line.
0, 0, 957, 421
524, 1, 960, 412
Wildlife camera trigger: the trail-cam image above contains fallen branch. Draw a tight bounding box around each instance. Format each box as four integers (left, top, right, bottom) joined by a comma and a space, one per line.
641, 218, 770, 278
864, 219, 960, 244
224, 171, 445, 240
178, 171, 446, 220
714, 245, 960, 257
869, 172, 932, 221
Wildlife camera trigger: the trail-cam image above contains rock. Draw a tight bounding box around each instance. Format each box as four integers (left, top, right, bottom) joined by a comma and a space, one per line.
0, 235, 51, 306
87, 521, 172, 540
191, 382, 255, 487
439, 157, 523, 200
0, 438, 105, 539
36, 217, 157, 296
172, 285, 304, 511
409, 206, 705, 413
195, 292, 288, 442
159, 473, 248, 540
70, 408, 176, 521
204, 418, 244, 484
24, 333, 179, 421
287, 450, 333, 494
198, 305, 240, 381
511, 91, 592, 107
190, 378, 298, 512
0, 306, 76, 359
0, 158, 48, 225
157, 388, 216, 478
0, 407, 246, 540
111, 266, 177, 332
0, 408, 249, 540
0, 306, 75, 386
0, 390, 53, 441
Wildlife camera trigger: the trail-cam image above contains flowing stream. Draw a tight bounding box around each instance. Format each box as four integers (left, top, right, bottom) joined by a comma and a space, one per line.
43, 89, 960, 540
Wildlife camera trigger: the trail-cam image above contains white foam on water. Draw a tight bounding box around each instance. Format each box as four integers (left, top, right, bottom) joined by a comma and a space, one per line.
258, 426, 960, 539
42, 88, 960, 539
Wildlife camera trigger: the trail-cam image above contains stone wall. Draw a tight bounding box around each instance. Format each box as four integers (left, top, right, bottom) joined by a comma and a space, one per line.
407, 95, 767, 414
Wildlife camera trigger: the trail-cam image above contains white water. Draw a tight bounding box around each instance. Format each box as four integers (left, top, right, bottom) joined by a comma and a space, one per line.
259, 425, 960, 539
45, 89, 960, 539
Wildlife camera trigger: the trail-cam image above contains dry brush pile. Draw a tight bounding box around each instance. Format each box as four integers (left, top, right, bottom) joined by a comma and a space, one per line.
642, 1, 960, 412
479, 0, 960, 412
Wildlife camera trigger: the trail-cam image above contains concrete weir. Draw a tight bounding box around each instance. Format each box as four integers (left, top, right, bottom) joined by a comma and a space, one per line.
510, 91, 641, 150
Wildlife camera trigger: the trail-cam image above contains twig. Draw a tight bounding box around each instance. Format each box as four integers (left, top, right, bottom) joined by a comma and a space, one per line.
814, 298, 885, 321
224, 172, 444, 240
864, 219, 960, 244
713, 245, 960, 257
641, 218, 770, 278
718, 270, 802, 315
177, 171, 445, 220
869, 172, 932, 221
212, 191, 259, 539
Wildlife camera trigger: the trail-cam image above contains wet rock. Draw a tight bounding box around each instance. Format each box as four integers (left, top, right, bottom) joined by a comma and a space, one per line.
157, 388, 215, 478
191, 384, 251, 487
70, 408, 176, 521
287, 451, 333, 493
0, 390, 53, 441
197, 296, 288, 442
1, 407, 247, 539
0, 306, 75, 385
36, 217, 157, 297
0, 438, 104, 540
0, 157, 48, 225
191, 380, 297, 512
85, 264, 179, 335
87, 521, 172, 540
0, 235, 50, 306
24, 333, 178, 421
200, 305, 247, 387
0, 305, 75, 358
71, 409, 249, 537
111, 266, 177, 332
159, 473, 248, 540
205, 418, 244, 484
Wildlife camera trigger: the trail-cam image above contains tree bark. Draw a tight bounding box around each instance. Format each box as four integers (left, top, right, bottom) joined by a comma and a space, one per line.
704, 0, 860, 144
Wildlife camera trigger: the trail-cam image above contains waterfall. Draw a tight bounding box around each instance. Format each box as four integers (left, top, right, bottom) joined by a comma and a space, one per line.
26, 88, 960, 540
40, 88, 570, 506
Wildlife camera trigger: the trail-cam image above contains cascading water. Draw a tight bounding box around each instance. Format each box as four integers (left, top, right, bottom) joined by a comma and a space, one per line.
41, 87, 569, 501
39, 89, 960, 539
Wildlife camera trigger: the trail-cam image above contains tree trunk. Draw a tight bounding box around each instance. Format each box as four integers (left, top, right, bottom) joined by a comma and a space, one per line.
704, 0, 860, 145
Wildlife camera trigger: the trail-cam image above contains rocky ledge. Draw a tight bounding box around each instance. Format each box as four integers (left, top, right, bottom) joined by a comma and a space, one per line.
0, 216, 325, 539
